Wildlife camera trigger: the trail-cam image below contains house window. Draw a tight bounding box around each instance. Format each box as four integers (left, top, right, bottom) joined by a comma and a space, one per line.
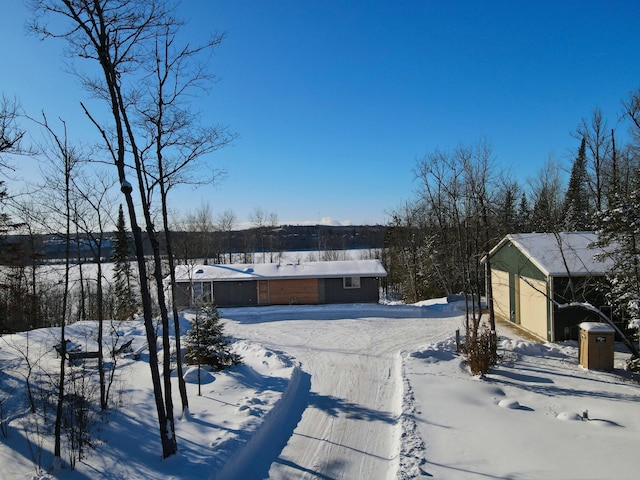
343, 277, 361, 289
202, 281, 213, 303
192, 281, 213, 304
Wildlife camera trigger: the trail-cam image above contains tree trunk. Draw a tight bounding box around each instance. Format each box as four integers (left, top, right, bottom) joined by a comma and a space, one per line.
97, 258, 106, 410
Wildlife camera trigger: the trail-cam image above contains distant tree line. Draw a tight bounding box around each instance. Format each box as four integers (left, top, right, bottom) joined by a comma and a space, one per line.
0, 221, 385, 270
171, 222, 386, 264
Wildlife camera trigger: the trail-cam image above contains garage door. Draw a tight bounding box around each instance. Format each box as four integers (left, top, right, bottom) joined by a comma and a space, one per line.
518, 276, 548, 340
491, 269, 511, 322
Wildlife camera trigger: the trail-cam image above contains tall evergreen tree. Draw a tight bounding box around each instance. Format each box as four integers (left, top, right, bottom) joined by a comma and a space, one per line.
112, 204, 137, 320
595, 89, 640, 337
594, 180, 640, 333
531, 187, 553, 232
563, 138, 591, 231
530, 158, 564, 232
517, 192, 531, 232
497, 181, 519, 235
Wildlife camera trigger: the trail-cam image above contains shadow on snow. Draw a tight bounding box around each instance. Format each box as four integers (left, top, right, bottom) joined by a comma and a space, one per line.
221, 302, 463, 325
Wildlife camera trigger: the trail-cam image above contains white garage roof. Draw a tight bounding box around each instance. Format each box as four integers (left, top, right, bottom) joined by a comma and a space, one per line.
173, 259, 387, 282
497, 232, 613, 276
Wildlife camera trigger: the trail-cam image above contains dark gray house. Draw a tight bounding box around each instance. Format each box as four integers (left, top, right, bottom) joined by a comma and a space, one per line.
169, 259, 387, 308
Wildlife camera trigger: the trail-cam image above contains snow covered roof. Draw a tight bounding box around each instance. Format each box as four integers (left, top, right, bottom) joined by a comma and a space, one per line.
172, 259, 387, 282
491, 232, 613, 276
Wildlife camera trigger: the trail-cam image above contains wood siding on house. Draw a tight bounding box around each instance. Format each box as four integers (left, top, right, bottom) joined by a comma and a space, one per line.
252, 277, 380, 306
265, 278, 319, 305
258, 280, 269, 305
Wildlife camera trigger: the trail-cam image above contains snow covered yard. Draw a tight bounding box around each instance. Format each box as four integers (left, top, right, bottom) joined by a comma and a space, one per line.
404, 336, 640, 480
0, 319, 297, 480
0, 299, 639, 479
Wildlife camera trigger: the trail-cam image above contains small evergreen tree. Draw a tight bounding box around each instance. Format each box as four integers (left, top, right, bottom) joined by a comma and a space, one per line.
112, 205, 137, 320
185, 303, 241, 372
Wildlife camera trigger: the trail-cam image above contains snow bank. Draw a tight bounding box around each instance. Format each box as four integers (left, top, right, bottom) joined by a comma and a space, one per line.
213, 366, 311, 479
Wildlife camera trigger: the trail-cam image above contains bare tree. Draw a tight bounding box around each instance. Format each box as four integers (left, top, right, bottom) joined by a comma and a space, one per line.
250, 207, 267, 263
184, 202, 218, 262
575, 108, 612, 212
385, 201, 437, 302
217, 209, 237, 264
0, 101, 34, 332
134, 22, 234, 415
32, 0, 233, 455
0, 95, 25, 167
70, 171, 118, 410
0, 96, 27, 235
30, 0, 179, 457
34, 114, 78, 462
623, 87, 640, 147
395, 138, 503, 364
267, 211, 280, 262
529, 156, 565, 232
1, 333, 46, 414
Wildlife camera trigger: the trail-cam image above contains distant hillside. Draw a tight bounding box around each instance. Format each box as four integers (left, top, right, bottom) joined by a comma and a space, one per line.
227, 224, 387, 252
0, 224, 387, 264
171, 224, 387, 261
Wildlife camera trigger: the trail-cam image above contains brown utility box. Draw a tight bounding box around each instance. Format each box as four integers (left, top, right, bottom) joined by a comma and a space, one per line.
579, 322, 615, 371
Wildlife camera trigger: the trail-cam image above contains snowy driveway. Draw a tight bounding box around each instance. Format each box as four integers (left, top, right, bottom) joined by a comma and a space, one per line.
221, 302, 463, 479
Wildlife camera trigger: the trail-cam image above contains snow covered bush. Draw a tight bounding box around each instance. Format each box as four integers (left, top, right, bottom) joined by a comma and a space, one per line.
184, 303, 241, 371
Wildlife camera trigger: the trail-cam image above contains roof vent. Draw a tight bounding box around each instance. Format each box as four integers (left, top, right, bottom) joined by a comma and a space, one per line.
195, 269, 204, 274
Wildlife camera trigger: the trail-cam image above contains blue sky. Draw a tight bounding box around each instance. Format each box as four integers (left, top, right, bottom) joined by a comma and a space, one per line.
2, 1, 640, 227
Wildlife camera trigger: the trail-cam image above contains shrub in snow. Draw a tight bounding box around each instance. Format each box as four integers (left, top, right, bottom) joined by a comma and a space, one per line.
63, 364, 100, 469
184, 303, 241, 371
461, 321, 498, 376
